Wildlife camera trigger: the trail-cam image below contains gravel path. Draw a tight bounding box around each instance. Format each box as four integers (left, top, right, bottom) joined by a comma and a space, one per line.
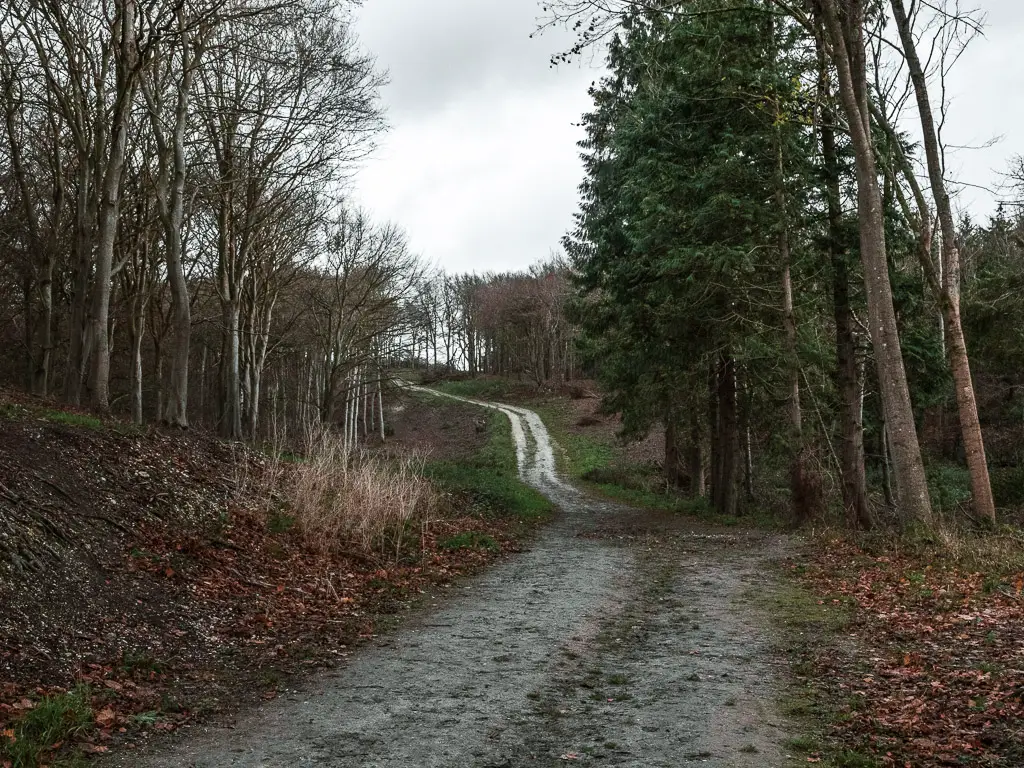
113, 391, 793, 767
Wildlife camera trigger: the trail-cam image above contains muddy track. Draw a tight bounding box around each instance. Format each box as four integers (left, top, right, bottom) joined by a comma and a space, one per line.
110, 391, 793, 767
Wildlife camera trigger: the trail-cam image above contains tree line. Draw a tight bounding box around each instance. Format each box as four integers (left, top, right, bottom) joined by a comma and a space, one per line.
406, 260, 577, 386
556, 0, 1021, 529
0, 0, 583, 445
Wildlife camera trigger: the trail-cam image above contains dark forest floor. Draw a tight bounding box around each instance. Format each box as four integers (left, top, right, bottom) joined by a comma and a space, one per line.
0, 388, 543, 766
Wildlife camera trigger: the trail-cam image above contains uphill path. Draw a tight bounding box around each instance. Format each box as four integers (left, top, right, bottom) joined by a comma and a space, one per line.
109, 387, 794, 767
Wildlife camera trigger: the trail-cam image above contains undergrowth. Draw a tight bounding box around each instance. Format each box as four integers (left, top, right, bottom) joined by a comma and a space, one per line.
0, 686, 93, 768
259, 426, 439, 561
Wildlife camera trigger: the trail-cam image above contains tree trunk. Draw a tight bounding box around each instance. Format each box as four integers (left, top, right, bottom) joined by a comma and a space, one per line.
708, 362, 720, 505
779, 195, 809, 519
219, 300, 243, 439
155, 350, 165, 424
362, 380, 368, 437
817, 44, 871, 529
64, 168, 93, 406
687, 411, 705, 497
199, 344, 207, 423
34, 256, 55, 396
664, 410, 684, 489
817, 0, 933, 527
130, 318, 144, 425
713, 353, 739, 517
881, 420, 896, 509
88, 0, 138, 414
889, 0, 994, 525
163, 227, 191, 427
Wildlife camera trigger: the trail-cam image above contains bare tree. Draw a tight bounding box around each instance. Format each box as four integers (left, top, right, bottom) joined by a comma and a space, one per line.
138, 1, 219, 427
884, 0, 995, 524
194, 0, 384, 438
811, 0, 933, 526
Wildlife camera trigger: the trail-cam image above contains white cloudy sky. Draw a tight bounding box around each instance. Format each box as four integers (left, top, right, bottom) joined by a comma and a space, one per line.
351, 0, 1024, 274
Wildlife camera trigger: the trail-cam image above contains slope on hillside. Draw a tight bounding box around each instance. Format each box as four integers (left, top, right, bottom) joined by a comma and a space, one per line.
0, 390, 543, 765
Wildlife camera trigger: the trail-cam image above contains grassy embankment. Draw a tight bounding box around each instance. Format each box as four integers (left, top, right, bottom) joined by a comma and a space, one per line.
428, 379, 682, 502
0, 389, 551, 768
428, 377, 757, 525
417, 392, 554, 536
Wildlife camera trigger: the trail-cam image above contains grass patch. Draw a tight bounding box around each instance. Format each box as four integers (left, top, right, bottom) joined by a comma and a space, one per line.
267, 510, 296, 534
528, 400, 611, 479
430, 377, 528, 401
769, 581, 853, 636
766, 578, 861, 768
425, 410, 553, 523
0, 686, 93, 768
35, 406, 142, 436
41, 410, 103, 430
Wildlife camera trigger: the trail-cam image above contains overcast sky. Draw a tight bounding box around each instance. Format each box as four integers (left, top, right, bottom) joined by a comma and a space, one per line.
352, 0, 1024, 275
929, 0, 1024, 221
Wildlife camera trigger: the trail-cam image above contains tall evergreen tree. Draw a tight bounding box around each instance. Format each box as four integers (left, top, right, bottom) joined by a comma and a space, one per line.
568, 1, 813, 516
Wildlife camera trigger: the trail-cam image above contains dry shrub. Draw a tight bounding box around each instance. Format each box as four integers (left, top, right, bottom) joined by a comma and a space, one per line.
269, 426, 438, 560
925, 522, 1024, 575
812, 513, 1024, 577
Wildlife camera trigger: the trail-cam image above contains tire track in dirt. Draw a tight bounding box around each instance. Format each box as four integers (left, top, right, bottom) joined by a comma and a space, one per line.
109, 389, 792, 767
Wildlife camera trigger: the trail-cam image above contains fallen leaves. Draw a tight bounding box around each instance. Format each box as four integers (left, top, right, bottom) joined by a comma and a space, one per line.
94, 707, 116, 728
791, 539, 1024, 766
0, 398, 529, 766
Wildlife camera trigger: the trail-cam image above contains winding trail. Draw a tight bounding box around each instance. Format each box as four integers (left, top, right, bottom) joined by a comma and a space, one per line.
111, 390, 793, 767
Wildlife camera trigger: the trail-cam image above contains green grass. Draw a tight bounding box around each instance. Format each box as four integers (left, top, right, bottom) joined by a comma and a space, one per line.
429, 377, 526, 401
0, 686, 94, 768
528, 400, 611, 479
425, 410, 554, 523
41, 410, 104, 430
36, 407, 141, 435
767, 577, 884, 768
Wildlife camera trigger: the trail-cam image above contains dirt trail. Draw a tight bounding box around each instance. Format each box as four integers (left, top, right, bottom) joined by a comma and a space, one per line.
110, 392, 792, 767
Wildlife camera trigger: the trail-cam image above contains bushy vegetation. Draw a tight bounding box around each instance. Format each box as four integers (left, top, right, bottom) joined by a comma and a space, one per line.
261, 427, 439, 561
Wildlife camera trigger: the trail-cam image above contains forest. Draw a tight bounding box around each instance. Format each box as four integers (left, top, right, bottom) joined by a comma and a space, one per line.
3, 0, 1024, 766
0, 0, 577, 445
0, 0, 1023, 534
550, 0, 1024, 532
2, 0, 1024, 534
